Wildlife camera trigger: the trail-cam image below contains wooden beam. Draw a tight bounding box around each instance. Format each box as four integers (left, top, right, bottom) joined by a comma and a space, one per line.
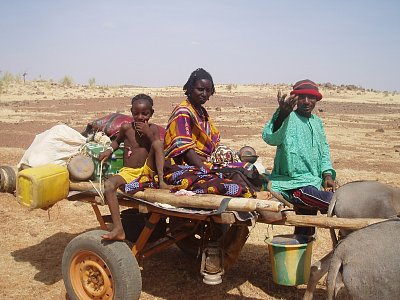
277, 214, 387, 230
69, 181, 282, 212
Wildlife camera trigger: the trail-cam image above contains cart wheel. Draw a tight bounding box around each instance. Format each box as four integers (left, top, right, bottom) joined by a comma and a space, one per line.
62, 230, 142, 300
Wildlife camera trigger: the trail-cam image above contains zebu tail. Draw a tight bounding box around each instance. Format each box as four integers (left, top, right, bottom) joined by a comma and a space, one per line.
327, 192, 339, 247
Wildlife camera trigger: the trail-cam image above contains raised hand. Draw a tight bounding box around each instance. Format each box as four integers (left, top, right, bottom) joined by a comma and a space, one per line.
272, 90, 298, 132
277, 90, 298, 117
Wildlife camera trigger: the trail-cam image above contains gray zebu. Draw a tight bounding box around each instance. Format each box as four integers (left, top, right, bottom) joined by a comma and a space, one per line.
326, 218, 400, 300
304, 180, 400, 300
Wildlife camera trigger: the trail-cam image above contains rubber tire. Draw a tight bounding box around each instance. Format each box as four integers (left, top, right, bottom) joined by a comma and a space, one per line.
62, 230, 142, 300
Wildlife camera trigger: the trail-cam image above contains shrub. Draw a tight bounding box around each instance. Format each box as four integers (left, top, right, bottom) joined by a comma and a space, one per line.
226, 84, 237, 92
14, 73, 22, 84
0, 71, 16, 93
60, 76, 74, 87
1, 71, 14, 84
88, 77, 96, 88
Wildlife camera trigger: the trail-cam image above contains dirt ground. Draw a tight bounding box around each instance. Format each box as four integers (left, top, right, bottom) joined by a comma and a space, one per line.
0, 83, 399, 299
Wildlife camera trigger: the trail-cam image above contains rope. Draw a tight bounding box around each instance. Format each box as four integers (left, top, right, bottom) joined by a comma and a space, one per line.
265, 224, 274, 241
88, 158, 106, 205
70, 134, 111, 205
99, 157, 105, 200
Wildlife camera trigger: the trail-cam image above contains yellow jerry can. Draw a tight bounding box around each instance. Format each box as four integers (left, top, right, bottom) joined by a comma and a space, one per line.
17, 164, 69, 209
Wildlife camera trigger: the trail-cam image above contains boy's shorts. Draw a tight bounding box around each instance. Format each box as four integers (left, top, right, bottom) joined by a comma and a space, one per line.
118, 163, 154, 184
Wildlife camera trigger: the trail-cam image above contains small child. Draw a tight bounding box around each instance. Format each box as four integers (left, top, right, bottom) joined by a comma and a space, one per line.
98, 94, 169, 240
238, 145, 258, 163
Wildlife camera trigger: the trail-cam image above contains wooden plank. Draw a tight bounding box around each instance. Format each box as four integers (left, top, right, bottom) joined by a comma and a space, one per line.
69, 187, 388, 230
69, 181, 282, 212
131, 213, 161, 257
278, 214, 387, 230
91, 204, 107, 230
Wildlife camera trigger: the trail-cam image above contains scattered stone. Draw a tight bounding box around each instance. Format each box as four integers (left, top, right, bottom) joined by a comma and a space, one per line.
29, 230, 39, 237
375, 128, 384, 132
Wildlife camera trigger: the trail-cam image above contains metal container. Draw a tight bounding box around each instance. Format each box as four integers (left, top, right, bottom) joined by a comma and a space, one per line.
0, 166, 17, 193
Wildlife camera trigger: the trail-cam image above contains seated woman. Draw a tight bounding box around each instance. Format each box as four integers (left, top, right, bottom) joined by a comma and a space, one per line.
163, 68, 260, 198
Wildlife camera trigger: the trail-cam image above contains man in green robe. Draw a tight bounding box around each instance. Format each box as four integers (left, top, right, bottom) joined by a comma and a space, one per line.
262, 79, 336, 235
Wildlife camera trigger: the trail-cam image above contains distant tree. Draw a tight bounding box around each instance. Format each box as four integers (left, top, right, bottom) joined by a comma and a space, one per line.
14, 73, 22, 84
60, 76, 74, 87
226, 84, 237, 92
322, 82, 334, 90
1, 71, 14, 84
88, 77, 96, 88
0, 72, 15, 94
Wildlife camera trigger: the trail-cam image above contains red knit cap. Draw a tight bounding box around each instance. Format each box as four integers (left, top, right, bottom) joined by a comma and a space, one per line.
290, 79, 322, 101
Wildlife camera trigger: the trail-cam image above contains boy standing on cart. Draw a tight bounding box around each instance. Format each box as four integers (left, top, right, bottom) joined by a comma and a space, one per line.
99, 94, 169, 241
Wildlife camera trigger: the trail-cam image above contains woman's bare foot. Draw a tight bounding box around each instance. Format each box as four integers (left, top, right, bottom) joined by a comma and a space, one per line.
159, 181, 172, 190
101, 227, 126, 241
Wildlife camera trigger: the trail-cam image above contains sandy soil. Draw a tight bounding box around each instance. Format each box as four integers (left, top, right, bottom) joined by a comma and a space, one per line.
0, 82, 399, 299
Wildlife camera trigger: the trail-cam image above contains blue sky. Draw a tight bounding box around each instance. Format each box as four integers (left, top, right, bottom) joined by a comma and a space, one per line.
1, 0, 399, 91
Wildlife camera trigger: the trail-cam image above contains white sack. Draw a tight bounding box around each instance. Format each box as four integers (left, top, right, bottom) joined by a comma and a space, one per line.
18, 124, 87, 168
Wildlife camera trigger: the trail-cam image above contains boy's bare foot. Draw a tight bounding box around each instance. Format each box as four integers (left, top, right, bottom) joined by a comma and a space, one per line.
101, 227, 126, 241
159, 181, 172, 190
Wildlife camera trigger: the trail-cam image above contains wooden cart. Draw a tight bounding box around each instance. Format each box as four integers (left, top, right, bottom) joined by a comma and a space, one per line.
61, 185, 386, 300
62, 188, 273, 300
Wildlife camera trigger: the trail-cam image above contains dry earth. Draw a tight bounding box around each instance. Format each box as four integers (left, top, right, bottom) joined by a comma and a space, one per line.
0, 82, 400, 299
